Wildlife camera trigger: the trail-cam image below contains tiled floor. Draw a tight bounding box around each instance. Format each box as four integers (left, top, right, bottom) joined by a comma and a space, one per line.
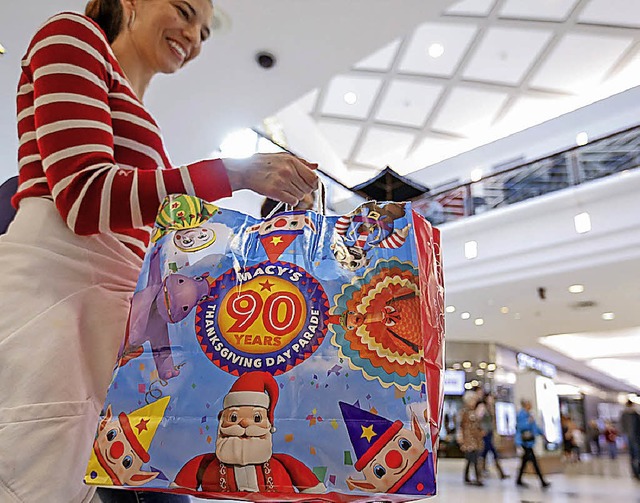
425, 456, 640, 503
191, 456, 640, 502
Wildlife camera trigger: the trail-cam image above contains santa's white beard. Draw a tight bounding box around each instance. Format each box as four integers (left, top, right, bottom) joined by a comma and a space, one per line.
217, 430, 273, 466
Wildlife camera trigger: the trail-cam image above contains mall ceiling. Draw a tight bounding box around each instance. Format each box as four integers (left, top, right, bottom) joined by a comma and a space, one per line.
1, 0, 639, 392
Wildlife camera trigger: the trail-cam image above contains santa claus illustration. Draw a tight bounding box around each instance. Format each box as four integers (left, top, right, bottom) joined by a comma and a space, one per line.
173, 371, 326, 494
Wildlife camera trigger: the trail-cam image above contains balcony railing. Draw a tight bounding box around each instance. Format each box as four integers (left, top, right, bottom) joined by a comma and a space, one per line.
412, 125, 640, 225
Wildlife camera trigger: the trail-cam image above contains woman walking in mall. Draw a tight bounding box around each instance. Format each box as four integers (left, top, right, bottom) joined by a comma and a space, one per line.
459, 391, 485, 486
478, 394, 509, 479
516, 399, 551, 488
0, 1, 318, 501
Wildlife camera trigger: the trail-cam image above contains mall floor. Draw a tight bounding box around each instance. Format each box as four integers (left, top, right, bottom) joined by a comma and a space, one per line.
189, 455, 640, 503
426, 455, 640, 502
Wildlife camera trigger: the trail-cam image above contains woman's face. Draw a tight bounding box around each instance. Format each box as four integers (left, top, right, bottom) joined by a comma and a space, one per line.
129, 0, 213, 74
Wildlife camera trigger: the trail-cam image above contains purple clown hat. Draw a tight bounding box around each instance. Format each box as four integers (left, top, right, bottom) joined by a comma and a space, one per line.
339, 401, 403, 471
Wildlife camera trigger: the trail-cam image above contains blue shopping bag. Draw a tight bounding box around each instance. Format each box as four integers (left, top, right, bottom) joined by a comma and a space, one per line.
85, 194, 445, 502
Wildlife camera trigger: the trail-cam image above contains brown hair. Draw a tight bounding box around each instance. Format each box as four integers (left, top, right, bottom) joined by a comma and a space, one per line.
85, 0, 124, 43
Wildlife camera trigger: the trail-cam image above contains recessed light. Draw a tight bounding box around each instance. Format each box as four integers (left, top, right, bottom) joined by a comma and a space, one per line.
471, 379, 479, 387
568, 284, 585, 294
464, 240, 478, 259
574, 212, 591, 234
452, 363, 462, 370
462, 361, 472, 369
479, 362, 487, 369
470, 168, 483, 182
461, 312, 470, 320
576, 131, 589, 146
446, 305, 456, 313
474, 318, 484, 326
0, 43, 5, 55
476, 369, 485, 376
602, 312, 615, 321
464, 382, 472, 390
343, 92, 357, 105
428, 43, 444, 58
487, 363, 497, 371
500, 306, 509, 314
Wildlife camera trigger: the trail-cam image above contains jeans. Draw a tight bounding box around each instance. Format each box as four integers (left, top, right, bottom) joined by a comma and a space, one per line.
95, 488, 191, 502
629, 441, 640, 478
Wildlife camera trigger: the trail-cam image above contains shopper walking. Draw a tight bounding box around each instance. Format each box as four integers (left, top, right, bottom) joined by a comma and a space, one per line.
604, 421, 619, 460
516, 399, 550, 489
478, 394, 509, 479
587, 419, 602, 457
620, 400, 640, 479
458, 391, 485, 486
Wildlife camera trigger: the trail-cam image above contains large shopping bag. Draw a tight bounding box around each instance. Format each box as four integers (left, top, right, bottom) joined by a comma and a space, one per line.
85, 194, 445, 501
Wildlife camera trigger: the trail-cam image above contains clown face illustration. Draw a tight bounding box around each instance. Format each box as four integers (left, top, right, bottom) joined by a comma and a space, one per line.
173, 225, 216, 252
331, 240, 369, 271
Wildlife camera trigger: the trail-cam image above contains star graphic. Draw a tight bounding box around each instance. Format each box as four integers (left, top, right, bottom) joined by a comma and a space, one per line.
270, 236, 284, 246
135, 418, 149, 433
259, 279, 275, 292
360, 424, 377, 442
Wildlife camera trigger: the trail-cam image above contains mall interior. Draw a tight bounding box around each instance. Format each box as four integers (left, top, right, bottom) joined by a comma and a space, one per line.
1, 0, 640, 502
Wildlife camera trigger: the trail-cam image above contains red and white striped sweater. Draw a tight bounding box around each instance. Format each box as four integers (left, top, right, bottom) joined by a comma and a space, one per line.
13, 12, 231, 258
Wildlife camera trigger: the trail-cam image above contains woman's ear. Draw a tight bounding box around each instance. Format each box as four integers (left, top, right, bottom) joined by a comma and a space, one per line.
120, 0, 137, 21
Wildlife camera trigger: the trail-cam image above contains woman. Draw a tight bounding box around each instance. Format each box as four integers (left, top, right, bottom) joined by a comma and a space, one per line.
515, 399, 550, 488
458, 392, 484, 486
0, 1, 318, 501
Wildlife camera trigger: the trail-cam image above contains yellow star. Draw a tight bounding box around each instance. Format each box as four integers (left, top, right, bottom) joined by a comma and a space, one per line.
360, 424, 377, 442
270, 236, 284, 246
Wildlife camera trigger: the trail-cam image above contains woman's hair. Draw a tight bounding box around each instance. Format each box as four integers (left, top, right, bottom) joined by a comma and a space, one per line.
85, 0, 124, 43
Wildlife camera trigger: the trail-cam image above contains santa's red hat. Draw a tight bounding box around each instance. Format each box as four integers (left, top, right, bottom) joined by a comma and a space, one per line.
223, 371, 279, 432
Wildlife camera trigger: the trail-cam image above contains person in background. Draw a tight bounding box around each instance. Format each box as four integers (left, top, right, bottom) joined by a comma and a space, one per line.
515, 399, 550, 489
458, 391, 485, 486
561, 415, 578, 462
604, 420, 619, 460
478, 393, 509, 479
620, 400, 640, 479
587, 419, 602, 457
0, 1, 318, 501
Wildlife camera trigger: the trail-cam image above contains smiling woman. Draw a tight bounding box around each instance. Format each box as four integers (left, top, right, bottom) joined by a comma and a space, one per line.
0, 0, 318, 501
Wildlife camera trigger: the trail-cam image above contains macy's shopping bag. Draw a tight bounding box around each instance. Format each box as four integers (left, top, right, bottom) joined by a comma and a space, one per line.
85, 194, 445, 501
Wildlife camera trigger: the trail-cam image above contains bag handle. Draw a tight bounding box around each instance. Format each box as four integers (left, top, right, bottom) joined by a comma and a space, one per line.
264, 178, 326, 219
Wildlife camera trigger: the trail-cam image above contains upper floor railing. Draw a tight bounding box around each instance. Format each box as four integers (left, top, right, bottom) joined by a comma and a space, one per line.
412, 124, 640, 225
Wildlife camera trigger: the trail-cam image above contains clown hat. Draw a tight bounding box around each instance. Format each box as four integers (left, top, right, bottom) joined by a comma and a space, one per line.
339, 401, 403, 472
118, 396, 170, 463
223, 372, 279, 432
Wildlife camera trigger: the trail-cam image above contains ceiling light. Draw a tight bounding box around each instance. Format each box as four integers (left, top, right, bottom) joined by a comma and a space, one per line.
461, 312, 470, 320
576, 131, 589, 146
500, 306, 509, 314
568, 284, 585, 294
428, 43, 444, 58
343, 92, 358, 105
479, 362, 487, 369
574, 212, 591, 234
471, 380, 479, 387
474, 318, 484, 326
476, 369, 485, 376
462, 361, 472, 369
445, 305, 456, 313
470, 168, 483, 182
464, 382, 472, 390
464, 240, 478, 259
452, 363, 462, 370
0, 43, 5, 55
602, 312, 615, 321
487, 363, 497, 371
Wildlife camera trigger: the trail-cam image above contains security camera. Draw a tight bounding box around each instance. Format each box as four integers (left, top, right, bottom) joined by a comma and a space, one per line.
256, 51, 276, 69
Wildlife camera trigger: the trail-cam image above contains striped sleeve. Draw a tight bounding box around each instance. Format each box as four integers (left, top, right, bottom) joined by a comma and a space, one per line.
23, 13, 231, 235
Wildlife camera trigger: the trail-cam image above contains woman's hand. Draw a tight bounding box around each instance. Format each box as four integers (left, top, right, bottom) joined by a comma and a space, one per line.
223, 153, 319, 206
